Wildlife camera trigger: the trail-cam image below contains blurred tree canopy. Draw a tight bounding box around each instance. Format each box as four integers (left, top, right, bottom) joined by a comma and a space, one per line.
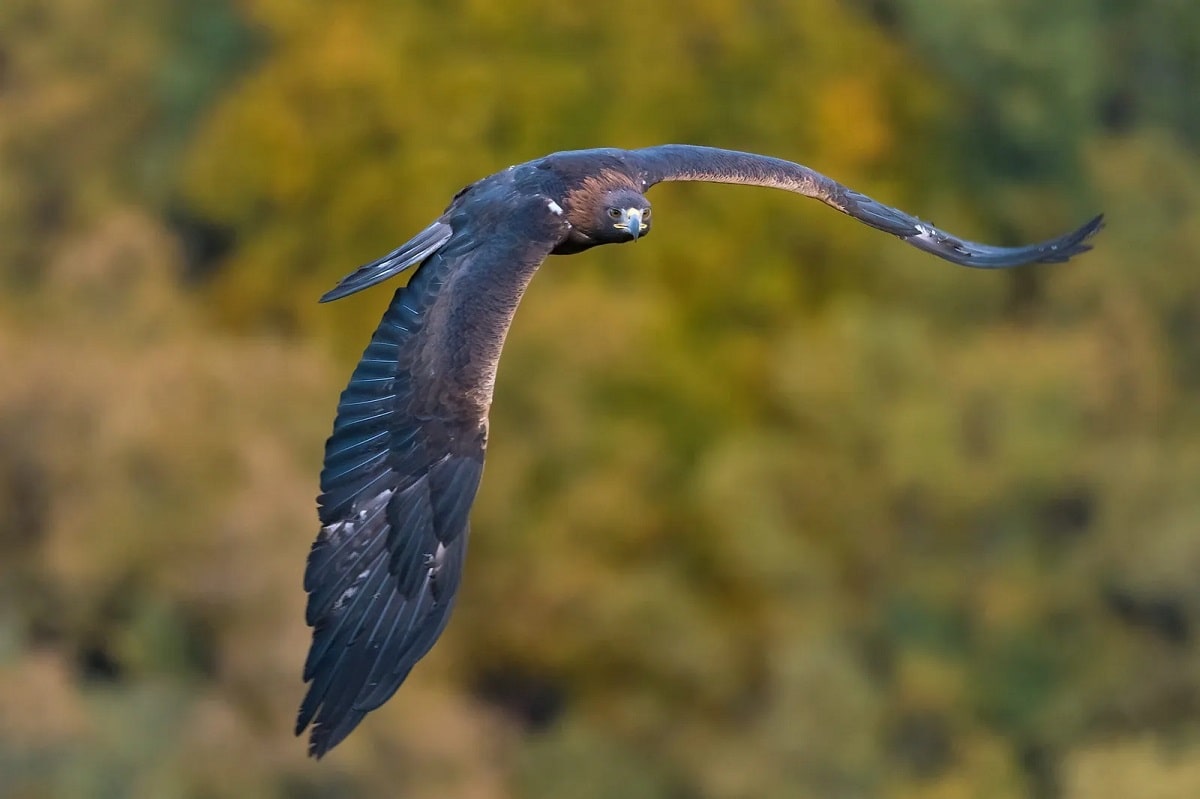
2, 1, 1199, 797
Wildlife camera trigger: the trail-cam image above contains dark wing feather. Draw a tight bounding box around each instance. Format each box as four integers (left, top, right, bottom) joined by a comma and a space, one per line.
299, 191, 568, 758
298, 265, 482, 758
627, 145, 1102, 268
319, 220, 453, 302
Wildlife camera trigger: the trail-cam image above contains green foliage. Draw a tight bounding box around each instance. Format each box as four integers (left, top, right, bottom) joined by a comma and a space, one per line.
2, 1, 1199, 797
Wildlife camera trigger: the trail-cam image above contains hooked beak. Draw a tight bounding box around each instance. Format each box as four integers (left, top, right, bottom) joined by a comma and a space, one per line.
620, 208, 644, 241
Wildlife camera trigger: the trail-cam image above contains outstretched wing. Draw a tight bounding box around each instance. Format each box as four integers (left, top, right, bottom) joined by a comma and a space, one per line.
627, 145, 1102, 268
299, 194, 569, 757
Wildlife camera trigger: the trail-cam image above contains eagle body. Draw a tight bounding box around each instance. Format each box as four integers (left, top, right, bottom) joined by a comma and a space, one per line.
297, 145, 1102, 757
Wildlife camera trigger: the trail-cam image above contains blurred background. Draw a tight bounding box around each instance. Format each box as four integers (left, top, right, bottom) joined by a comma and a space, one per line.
1, 1, 1198, 797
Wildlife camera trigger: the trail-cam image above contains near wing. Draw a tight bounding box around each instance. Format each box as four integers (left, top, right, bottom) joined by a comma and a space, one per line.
299, 203, 565, 757
628, 145, 1102, 268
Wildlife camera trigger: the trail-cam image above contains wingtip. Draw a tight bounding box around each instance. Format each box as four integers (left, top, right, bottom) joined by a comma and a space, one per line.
318, 284, 352, 303
307, 734, 329, 760
317, 272, 377, 303
306, 732, 330, 760
295, 713, 334, 760
1057, 212, 1105, 261
301, 712, 365, 759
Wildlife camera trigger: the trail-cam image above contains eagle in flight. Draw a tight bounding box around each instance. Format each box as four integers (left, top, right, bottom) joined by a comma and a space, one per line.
296, 145, 1103, 756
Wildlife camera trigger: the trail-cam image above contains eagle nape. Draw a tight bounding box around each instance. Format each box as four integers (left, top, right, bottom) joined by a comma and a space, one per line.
297, 144, 1102, 757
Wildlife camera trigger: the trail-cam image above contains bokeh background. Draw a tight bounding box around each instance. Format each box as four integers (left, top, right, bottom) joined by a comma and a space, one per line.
2, 1, 1199, 797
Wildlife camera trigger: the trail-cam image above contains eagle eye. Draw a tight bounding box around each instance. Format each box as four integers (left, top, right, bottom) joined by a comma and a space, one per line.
607, 207, 622, 219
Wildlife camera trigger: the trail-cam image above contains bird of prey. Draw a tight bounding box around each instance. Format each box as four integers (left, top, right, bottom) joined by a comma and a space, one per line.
297, 145, 1102, 756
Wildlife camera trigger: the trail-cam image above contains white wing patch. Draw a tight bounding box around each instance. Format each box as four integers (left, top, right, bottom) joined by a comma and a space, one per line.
913, 223, 936, 241
546, 199, 564, 216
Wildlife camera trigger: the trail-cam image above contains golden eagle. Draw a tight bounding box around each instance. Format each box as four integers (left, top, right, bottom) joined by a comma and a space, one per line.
297, 145, 1102, 756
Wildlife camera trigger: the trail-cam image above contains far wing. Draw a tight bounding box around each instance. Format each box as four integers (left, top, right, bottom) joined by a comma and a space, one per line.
627, 145, 1102, 268
299, 196, 568, 757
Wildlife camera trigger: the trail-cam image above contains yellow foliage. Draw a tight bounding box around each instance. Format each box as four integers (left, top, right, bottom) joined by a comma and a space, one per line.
1064, 737, 1200, 799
